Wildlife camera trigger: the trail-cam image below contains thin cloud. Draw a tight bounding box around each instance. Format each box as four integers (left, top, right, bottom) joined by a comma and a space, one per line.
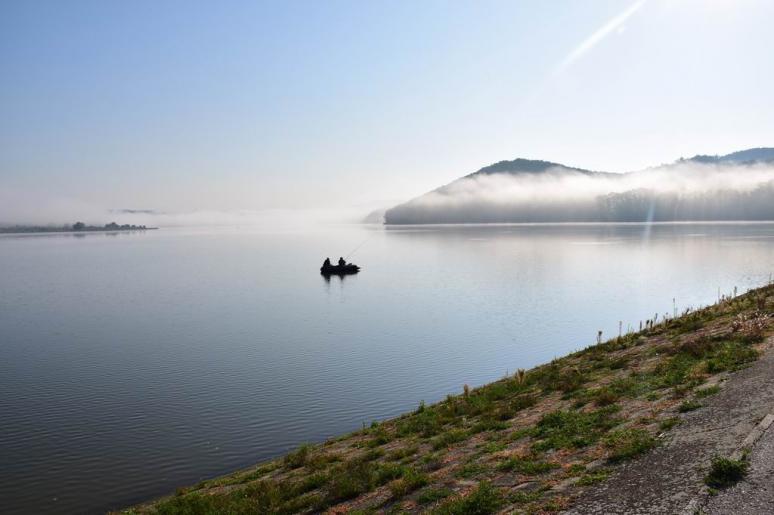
554, 0, 647, 75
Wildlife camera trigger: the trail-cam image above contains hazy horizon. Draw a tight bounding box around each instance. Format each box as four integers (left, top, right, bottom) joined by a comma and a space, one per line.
3, 0, 774, 224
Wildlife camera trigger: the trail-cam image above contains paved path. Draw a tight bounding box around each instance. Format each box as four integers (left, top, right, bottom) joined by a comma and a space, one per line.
702, 413, 774, 514
563, 337, 774, 515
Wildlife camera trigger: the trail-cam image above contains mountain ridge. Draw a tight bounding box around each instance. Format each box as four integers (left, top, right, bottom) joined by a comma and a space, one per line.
384, 148, 774, 224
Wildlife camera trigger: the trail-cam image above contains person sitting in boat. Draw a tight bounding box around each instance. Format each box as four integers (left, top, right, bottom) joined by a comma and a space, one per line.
323, 257, 331, 268
338, 257, 346, 266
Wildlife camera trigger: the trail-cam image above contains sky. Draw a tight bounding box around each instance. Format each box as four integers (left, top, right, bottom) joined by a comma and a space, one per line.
2, 0, 774, 222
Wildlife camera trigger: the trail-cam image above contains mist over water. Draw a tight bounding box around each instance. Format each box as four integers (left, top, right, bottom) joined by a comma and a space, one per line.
0, 197, 366, 231
386, 162, 774, 223
1, 223, 773, 514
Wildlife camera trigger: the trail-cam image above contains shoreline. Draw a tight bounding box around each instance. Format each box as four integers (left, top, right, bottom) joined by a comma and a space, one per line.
119, 281, 774, 514
0, 227, 158, 235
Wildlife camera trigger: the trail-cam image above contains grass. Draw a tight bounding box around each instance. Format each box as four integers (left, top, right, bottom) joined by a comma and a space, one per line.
496, 455, 559, 475
417, 486, 454, 505
603, 428, 656, 462
387, 445, 419, 461
388, 467, 428, 497
576, 469, 611, 486
531, 406, 621, 451
325, 459, 402, 504
283, 443, 312, 469
480, 440, 506, 454
365, 424, 393, 447
456, 462, 487, 479
431, 481, 503, 515
659, 417, 681, 431
678, 400, 702, 413
432, 429, 469, 450
704, 455, 749, 488
156, 477, 325, 515
695, 385, 721, 398
509, 490, 544, 504
121, 283, 773, 515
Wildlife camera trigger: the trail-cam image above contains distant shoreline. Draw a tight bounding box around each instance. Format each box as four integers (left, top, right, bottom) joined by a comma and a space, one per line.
0, 224, 158, 235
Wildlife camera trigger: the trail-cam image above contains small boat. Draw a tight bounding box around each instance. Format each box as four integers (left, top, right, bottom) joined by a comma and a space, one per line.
320, 262, 360, 276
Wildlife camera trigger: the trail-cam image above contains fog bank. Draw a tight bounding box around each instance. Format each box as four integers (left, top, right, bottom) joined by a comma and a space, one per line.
385, 161, 774, 224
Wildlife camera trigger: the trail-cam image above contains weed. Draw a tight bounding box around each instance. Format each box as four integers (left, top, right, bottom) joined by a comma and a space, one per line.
456, 462, 487, 479
363, 448, 385, 461
418, 486, 454, 504
431, 481, 503, 515
558, 367, 588, 393
419, 452, 444, 472
480, 441, 506, 454
432, 429, 468, 450
470, 417, 509, 434
649, 353, 704, 390
705, 343, 758, 373
576, 469, 611, 485
496, 455, 559, 475
389, 467, 428, 498
325, 459, 405, 504
603, 428, 656, 462
387, 445, 419, 461
659, 417, 680, 431
508, 394, 537, 413
532, 406, 621, 451
284, 443, 313, 469
366, 425, 393, 447
156, 477, 322, 515
396, 408, 444, 438
678, 400, 702, 412
695, 385, 721, 398
704, 456, 748, 488
731, 312, 769, 342
538, 496, 570, 512
509, 490, 544, 503
592, 387, 621, 406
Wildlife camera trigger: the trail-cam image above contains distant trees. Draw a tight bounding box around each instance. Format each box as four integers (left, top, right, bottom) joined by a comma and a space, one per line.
0, 222, 152, 234
104, 222, 147, 230
73, 221, 148, 231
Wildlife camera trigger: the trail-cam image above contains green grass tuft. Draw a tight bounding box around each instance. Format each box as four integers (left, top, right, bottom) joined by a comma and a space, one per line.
496, 455, 559, 475
417, 486, 454, 505
576, 469, 611, 485
695, 385, 721, 398
678, 400, 702, 413
603, 428, 656, 462
284, 443, 312, 469
388, 467, 428, 498
659, 417, 680, 431
431, 481, 503, 515
431, 429, 468, 450
704, 455, 748, 488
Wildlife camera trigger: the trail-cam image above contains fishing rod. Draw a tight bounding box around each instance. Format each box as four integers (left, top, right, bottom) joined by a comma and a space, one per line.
345, 231, 377, 260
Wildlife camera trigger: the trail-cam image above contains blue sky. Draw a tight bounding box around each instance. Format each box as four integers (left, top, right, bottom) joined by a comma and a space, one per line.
2, 0, 773, 220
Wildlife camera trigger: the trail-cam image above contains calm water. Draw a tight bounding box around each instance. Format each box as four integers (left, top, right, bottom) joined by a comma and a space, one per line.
2, 223, 774, 514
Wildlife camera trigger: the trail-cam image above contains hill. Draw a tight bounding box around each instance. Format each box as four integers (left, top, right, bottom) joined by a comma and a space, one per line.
384, 148, 774, 224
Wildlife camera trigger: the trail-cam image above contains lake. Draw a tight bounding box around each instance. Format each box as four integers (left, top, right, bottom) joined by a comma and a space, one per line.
1, 223, 773, 514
